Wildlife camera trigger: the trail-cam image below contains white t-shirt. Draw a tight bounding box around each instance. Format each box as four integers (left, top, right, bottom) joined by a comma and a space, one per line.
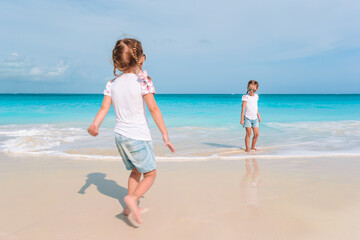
242, 94, 259, 120
103, 72, 155, 141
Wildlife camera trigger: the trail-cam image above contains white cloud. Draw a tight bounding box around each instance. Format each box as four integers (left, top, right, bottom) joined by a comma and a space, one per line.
0, 53, 70, 81
3, 52, 26, 67
46, 60, 69, 77
29, 67, 43, 75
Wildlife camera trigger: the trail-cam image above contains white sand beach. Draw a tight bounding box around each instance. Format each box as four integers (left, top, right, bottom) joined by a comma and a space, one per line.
1, 153, 360, 240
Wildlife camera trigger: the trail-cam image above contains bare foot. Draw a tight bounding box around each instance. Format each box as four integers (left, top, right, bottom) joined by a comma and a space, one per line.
245, 148, 251, 152
251, 148, 260, 151
124, 207, 148, 216
123, 206, 130, 216
124, 195, 142, 224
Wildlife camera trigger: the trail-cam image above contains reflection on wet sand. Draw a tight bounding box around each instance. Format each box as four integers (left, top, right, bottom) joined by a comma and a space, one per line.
241, 159, 261, 219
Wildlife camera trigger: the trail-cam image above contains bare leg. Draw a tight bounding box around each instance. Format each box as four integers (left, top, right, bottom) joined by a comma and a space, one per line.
123, 168, 141, 216
245, 128, 252, 152
124, 169, 157, 224
251, 127, 259, 150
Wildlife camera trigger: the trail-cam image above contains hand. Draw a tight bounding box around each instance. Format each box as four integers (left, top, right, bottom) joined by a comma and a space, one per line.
88, 124, 99, 136
258, 116, 262, 122
163, 134, 175, 153
240, 119, 244, 126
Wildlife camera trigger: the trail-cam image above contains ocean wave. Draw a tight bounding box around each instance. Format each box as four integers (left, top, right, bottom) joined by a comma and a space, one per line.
1, 121, 360, 161
265, 120, 360, 137
0, 124, 87, 153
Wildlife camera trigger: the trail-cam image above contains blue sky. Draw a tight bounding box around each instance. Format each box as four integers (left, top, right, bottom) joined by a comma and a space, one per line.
1, 0, 359, 94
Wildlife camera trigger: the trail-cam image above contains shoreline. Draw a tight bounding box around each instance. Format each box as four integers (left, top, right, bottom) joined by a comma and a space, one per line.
1, 150, 360, 163
1, 93, 360, 95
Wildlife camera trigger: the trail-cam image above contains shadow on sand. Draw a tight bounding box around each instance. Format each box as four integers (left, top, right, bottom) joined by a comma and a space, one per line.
202, 142, 241, 149
78, 172, 138, 227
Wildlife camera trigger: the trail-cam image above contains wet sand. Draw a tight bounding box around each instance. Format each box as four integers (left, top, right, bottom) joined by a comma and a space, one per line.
0, 153, 359, 240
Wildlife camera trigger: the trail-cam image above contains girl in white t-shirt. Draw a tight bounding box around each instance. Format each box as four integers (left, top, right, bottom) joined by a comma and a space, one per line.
88, 38, 175, 225
240, 80, 262, 152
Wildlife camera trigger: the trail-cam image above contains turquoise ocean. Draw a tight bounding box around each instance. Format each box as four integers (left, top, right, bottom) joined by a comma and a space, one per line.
0, 94, 359, 161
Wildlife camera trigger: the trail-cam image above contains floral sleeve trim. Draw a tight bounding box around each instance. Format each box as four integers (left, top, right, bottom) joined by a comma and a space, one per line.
138, 70, 156, 96
103, 81, 112, 97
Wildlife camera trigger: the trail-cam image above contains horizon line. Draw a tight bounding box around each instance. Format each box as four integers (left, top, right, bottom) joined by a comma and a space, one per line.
1, 93, 360, 95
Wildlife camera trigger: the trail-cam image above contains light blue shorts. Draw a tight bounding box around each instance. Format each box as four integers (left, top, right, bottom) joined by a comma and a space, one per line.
115, 133, 156, 173
244, 117, 259, 128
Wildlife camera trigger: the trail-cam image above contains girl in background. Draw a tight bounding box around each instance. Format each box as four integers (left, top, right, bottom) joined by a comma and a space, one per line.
240, 80, 261, 152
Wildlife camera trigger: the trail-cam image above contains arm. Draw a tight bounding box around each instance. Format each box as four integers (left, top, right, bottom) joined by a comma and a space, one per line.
88, 95, 112, 136
257, 110, 261, 122
144, 94, 175, 152
240, 101, 246, 125
78, 179, 91, 194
